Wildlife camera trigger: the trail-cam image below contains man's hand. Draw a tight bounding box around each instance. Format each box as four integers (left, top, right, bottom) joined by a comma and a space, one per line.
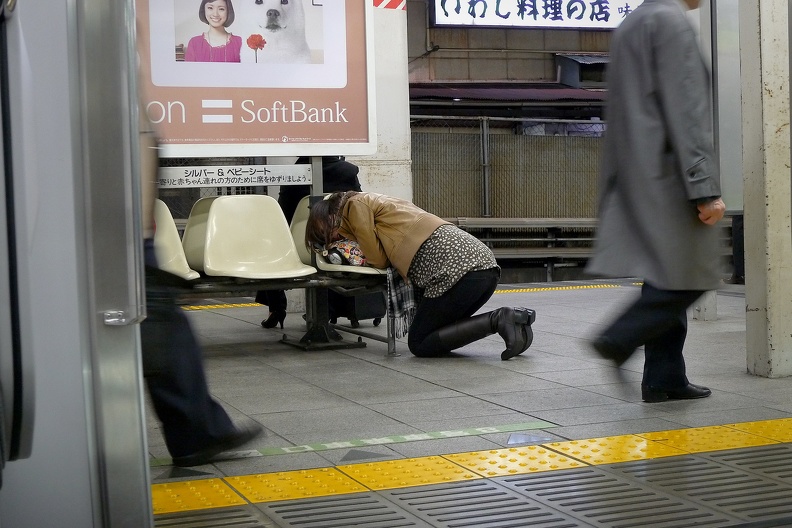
697, 197, 726, 225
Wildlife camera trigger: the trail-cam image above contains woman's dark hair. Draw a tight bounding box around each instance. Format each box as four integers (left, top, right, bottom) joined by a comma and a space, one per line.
198, 0, 235, 27
305, 192, 346, 252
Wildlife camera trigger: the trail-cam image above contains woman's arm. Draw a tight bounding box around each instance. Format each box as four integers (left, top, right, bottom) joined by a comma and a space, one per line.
344, 201, 389, 269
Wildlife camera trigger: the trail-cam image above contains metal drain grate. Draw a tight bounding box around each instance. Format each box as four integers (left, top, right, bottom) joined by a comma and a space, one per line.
496, 466, 736, 527
381, 479, 583, 527
154, 506, 277, 527
259, 492, 426, 527
605, 451, 792, 523
704, 444, 792, 483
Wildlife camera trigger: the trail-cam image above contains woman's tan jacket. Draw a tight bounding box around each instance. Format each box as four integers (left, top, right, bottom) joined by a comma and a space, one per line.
338, 193, 449, 277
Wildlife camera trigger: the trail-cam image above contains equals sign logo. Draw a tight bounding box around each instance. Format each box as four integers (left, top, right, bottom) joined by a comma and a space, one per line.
201, 100, 233, 123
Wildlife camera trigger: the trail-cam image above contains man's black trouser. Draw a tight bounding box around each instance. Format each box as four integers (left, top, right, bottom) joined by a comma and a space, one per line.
601, 282, 705, 389
142, 240, 235, 458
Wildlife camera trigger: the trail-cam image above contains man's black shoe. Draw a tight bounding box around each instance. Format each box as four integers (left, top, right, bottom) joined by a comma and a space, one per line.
591, 336, 631, 367
642, 383, 711, 403
172, 422, 263, 467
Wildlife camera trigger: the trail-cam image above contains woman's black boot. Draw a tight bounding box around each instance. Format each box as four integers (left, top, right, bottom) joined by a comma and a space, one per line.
434, 307, 536, 359
490, 307, 536, 360
260, 310, 286, 329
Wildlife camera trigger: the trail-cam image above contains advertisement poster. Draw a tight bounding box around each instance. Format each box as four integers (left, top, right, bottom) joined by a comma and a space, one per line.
432, 0, 645, 29
136, 0, 376, 157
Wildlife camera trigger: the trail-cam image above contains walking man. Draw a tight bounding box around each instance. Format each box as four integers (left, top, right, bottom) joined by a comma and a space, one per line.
587, 0, 726, 403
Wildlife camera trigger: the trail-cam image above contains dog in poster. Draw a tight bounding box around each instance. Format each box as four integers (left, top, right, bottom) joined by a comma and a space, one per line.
253, 0, 312, 63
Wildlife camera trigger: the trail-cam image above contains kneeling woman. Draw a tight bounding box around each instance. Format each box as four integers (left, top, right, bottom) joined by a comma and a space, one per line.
305, 192, 535, 359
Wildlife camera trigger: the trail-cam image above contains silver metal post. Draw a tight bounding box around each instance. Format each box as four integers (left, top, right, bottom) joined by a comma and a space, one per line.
480, 117, 491, 217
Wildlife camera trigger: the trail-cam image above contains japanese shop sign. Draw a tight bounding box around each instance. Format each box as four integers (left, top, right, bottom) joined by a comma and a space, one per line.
432, 0, 644, 29
136, 0, 376, 157
157, 164, 312, 189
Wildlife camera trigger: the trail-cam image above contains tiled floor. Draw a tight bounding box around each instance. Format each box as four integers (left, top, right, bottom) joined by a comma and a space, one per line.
146, 279, 792, 526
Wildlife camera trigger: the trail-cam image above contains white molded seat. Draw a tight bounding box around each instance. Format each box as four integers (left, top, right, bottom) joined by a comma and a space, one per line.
181, 196, 218, 273
290, 195, 314, 267
203, 195, 317, 279
290, 195, 386, 276
316, 249, 387, 275
153, 199, 199, 280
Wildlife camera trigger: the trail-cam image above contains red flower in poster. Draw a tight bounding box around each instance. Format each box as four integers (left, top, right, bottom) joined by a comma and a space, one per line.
246, 34, 266, 62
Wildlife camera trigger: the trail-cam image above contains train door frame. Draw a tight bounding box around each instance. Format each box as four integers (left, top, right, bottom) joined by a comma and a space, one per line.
0, 0, 152, 525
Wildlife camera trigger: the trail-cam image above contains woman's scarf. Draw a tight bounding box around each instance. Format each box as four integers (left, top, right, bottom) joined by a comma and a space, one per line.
386, 268, 417, 338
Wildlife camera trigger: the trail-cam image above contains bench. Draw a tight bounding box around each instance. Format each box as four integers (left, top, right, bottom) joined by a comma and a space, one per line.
448, 217, 597, 280
490, 247, 594, 259
155, 195, 395, 356
448, 216, 735, 280
455, 217, 598, 230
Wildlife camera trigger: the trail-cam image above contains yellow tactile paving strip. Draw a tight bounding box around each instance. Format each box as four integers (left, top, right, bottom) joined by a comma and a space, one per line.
151, 478, 247, 515
337, 456, 482, 490
152, 421, 792, 515
725, 417, 792, 442
545, 435, 689, 465
637, 425, 781, 453
496, 284, 623, 293
181, 302, 261, 311
225, 468, 368, 502
444, 446, 585, 477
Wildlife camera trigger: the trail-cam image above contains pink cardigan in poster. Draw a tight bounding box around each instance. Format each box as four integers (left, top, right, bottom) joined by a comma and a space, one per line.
184, 34, 242, 63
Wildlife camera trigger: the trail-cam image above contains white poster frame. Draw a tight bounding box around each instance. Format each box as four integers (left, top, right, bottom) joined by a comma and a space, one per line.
136, 0, 377, 158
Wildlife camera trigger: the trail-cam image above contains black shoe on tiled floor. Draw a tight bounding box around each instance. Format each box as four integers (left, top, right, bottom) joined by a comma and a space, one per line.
171, 421, 264, 467
641, 383, 712, 403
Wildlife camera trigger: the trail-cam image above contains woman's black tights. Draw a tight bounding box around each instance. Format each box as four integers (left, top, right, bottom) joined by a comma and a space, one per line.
408, 268, 500, 356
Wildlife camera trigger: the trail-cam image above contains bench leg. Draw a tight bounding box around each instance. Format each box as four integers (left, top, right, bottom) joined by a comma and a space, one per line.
329, 312, 400, 357
386, 315, 398, 357
280, 288, 367, 351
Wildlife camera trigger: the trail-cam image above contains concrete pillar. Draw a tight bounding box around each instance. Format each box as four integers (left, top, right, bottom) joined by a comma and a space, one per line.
739, 1, 792, 377
349, 4, 413, 201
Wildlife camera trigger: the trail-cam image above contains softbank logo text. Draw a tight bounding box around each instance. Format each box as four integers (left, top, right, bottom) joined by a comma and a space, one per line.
202, 100, 233, 124
145, 99, 350, 125
240, 100, 349, 124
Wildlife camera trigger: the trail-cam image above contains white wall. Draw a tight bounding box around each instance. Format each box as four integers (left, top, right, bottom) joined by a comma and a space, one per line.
349, 6, 412, 201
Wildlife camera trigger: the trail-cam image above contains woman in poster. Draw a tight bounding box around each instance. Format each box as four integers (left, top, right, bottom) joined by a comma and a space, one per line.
184, 0, 242, 63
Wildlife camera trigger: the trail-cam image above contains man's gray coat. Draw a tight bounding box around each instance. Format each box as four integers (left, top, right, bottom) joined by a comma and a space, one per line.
586, 0, 723, 291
